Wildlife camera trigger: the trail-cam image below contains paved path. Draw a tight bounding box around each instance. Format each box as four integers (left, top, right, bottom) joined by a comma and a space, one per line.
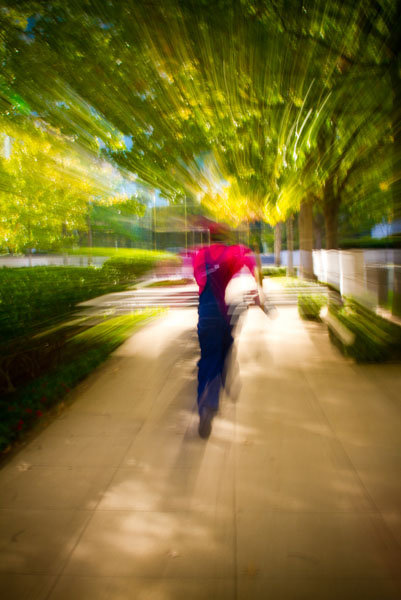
1, 306, 401, 599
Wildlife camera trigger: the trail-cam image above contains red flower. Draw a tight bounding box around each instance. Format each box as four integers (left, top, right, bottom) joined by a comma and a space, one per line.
17, 419, 24, 431
36, 410, 43, 418
25, 408, 33, 414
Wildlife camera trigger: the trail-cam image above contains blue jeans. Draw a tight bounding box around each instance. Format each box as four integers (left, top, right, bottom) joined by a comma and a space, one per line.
197, 289, 233, 414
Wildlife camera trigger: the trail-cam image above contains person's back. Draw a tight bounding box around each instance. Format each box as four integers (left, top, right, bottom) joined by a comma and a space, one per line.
193, 243, 256, 315
193, 242, 258, 438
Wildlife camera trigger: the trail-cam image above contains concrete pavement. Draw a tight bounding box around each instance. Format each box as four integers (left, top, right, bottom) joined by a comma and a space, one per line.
0, 305, 401, 599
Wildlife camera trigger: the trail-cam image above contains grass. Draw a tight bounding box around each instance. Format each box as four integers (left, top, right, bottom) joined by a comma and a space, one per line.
145, 278, 194, 287
64, 247, 177, 259
271, 276, 322, 288
262, 266, 286, 277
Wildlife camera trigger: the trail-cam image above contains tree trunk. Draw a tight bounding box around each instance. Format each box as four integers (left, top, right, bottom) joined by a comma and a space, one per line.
251, 220, 263, 252
390, 60, 401, 229
286, 216, 294, 276
390, 56, 401, 315
314, 211, 324, 250
379, 1, 401, 314
299, 198, 315, 280
274, 222, 282, 266
389, 0, 401, 230
324, 208, 339, 250
323, 178, 340, 250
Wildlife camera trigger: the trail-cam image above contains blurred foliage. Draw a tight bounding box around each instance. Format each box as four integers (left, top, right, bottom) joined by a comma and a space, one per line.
88, 198, 147, 245
339, 236, 398, 249
0, 114, 136, 252
0, 0, 400, 246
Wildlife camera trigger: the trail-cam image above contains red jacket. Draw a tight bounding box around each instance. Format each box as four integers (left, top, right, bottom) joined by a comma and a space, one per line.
192, 244, 256, 307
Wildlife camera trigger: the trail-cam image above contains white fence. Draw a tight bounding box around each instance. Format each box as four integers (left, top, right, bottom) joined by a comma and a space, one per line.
0, 254, 107, 268
278, 248, 399, 307
312, 249, 401, 306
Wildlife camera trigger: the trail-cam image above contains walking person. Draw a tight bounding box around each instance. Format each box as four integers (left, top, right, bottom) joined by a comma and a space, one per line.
192, 226, 262, 438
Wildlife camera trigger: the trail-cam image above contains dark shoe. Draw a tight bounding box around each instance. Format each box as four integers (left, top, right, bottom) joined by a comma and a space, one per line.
198, 407, 215, 439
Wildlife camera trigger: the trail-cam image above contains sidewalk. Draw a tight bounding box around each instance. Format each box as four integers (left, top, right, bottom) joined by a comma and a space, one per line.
0, 306, 401, 599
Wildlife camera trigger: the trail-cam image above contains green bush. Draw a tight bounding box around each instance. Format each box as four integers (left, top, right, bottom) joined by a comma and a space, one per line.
298, 294, 327, 321
262, 266, 287, 277
101, 250, 180, 283
328, 299, 401, 362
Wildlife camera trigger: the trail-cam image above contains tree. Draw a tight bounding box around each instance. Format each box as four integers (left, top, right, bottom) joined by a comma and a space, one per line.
299, 198, 315, 279
0, 0, 398, 252
243, 1, 398, 247
0, 113, 130, 252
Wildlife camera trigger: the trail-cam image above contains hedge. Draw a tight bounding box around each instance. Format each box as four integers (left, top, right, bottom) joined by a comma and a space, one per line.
102, 251, 180, 283
0, 266, 121, 342
0, 251, 178, 342
339, 236, 399, 250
